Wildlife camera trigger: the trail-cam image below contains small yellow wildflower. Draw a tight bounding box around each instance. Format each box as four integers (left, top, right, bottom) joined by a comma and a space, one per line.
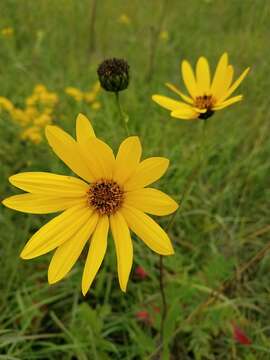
44, 107, 54, 115
84, 92, 96, 103
92, 81, 101, 94
25, 95, 38, 107
1, 27, 14, 37
152, 53, 250, 120
25, 106, 39, 119
159, 30, 169, 41
0, 97, 14, 112
11, 108, 30, 126
91, 101, 101, 110
65, 87, 84, 102
26, 86, 58, 108
39, 92, 59, 107
118, 14, 131, 25
4, 85, 57, 145
33, 114, 52, 127
3, 114, 178, 295
21, 126, 42, 144
34, 84, 47, 94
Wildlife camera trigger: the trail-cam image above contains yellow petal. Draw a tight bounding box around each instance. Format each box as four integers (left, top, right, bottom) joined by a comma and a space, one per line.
45, 125, 94, 182
220, 67, 250, 102
196, 56, 210, 95
124, 157, 169, 191
9, 172, 89, 196
213, 95, 243, 110
214, 64, 234, 102
121, 205, 174, 255
171, 107, 199, 120
76, 113, 96, 144
165, 82, 193, 104
2, 193, 86, 214
210, 53, 228, 100
79, 137, 115, 180
113, 136, 142, 185
48, 212, 98, 284
20, 205, 91, 259
82, 216, 109, 295
224, 65, 234, 92
125, 188, 179, 216
110, 211, 133, 292
152, 95, 190, 111
181, 60, 198, 98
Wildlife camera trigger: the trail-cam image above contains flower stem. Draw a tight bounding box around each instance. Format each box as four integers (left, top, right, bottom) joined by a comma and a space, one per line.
159, 255, 167, 340
115, 92, 129, 136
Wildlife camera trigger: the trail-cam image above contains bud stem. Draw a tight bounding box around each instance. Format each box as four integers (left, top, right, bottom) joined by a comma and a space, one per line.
115, 92, 129, 136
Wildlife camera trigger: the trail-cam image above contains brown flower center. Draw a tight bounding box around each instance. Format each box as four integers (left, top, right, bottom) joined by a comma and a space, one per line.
195, 94, 215, 109
195, 95, 216, 120
87, 179, 124, 215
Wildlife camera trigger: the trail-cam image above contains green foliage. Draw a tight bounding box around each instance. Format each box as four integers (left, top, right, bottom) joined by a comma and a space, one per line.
1, 0, 270, 359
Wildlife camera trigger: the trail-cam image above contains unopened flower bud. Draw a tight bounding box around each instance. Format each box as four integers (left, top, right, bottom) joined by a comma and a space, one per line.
97, 58, 130, 92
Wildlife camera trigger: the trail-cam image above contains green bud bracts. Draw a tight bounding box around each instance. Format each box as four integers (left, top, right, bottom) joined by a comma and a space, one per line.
97, 58, 130, 92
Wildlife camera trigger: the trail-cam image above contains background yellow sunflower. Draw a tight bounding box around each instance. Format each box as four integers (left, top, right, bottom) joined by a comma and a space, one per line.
0, 0, 269, 359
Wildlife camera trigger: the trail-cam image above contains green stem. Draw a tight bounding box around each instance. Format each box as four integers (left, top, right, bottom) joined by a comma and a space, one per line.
115, 92, 129, 136
159, 255, 167, 341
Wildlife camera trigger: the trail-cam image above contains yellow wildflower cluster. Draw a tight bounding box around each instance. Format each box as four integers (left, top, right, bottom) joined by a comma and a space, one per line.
0, 85, 59, 144
0, 97, 14, 112
118, 14, 131, 25
159, 30, 169, 42
65, 81, 101, 110
1, 27, 14, 37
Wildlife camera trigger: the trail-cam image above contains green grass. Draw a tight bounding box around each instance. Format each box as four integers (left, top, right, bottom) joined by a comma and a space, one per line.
0, 0, 270, 359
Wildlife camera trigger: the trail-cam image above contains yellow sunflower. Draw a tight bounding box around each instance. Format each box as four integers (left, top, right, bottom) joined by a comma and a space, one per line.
152, 53, 250, 120
2, 114, 178, 295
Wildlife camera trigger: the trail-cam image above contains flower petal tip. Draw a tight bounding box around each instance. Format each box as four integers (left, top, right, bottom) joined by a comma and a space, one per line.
8, 174, 17, 186
2, 199, 8, 207
45, 124, 54, 133
174, 202, 180, 211
45, 124, 61, 139
20, 250, 29, 260
163, 244, 175, 256
48, 272, 60, 285
82, 289, 88, 297
163, 158, 169, 167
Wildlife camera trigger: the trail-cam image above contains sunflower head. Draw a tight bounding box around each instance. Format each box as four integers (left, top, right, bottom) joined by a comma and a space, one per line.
87, 179, 124, 215
195, 95, 215, 120
97, 58, 130, 92
152, 53, 250, 121
2, 113, 178, 296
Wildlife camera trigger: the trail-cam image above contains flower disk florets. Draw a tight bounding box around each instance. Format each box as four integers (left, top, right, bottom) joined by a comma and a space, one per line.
195, 95, 215, 120
87, 179, 124, 215
97, 58, 130, 92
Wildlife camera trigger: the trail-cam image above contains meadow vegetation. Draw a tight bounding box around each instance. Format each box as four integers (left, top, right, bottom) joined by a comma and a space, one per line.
0, 0, 270, 359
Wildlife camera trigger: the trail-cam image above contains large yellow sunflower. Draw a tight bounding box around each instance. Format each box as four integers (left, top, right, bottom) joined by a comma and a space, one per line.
152, 53, 250, 120
3, 114, 178, 295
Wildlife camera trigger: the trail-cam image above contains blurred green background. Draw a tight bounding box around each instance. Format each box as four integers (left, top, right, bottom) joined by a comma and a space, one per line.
0, 0, 270, 359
